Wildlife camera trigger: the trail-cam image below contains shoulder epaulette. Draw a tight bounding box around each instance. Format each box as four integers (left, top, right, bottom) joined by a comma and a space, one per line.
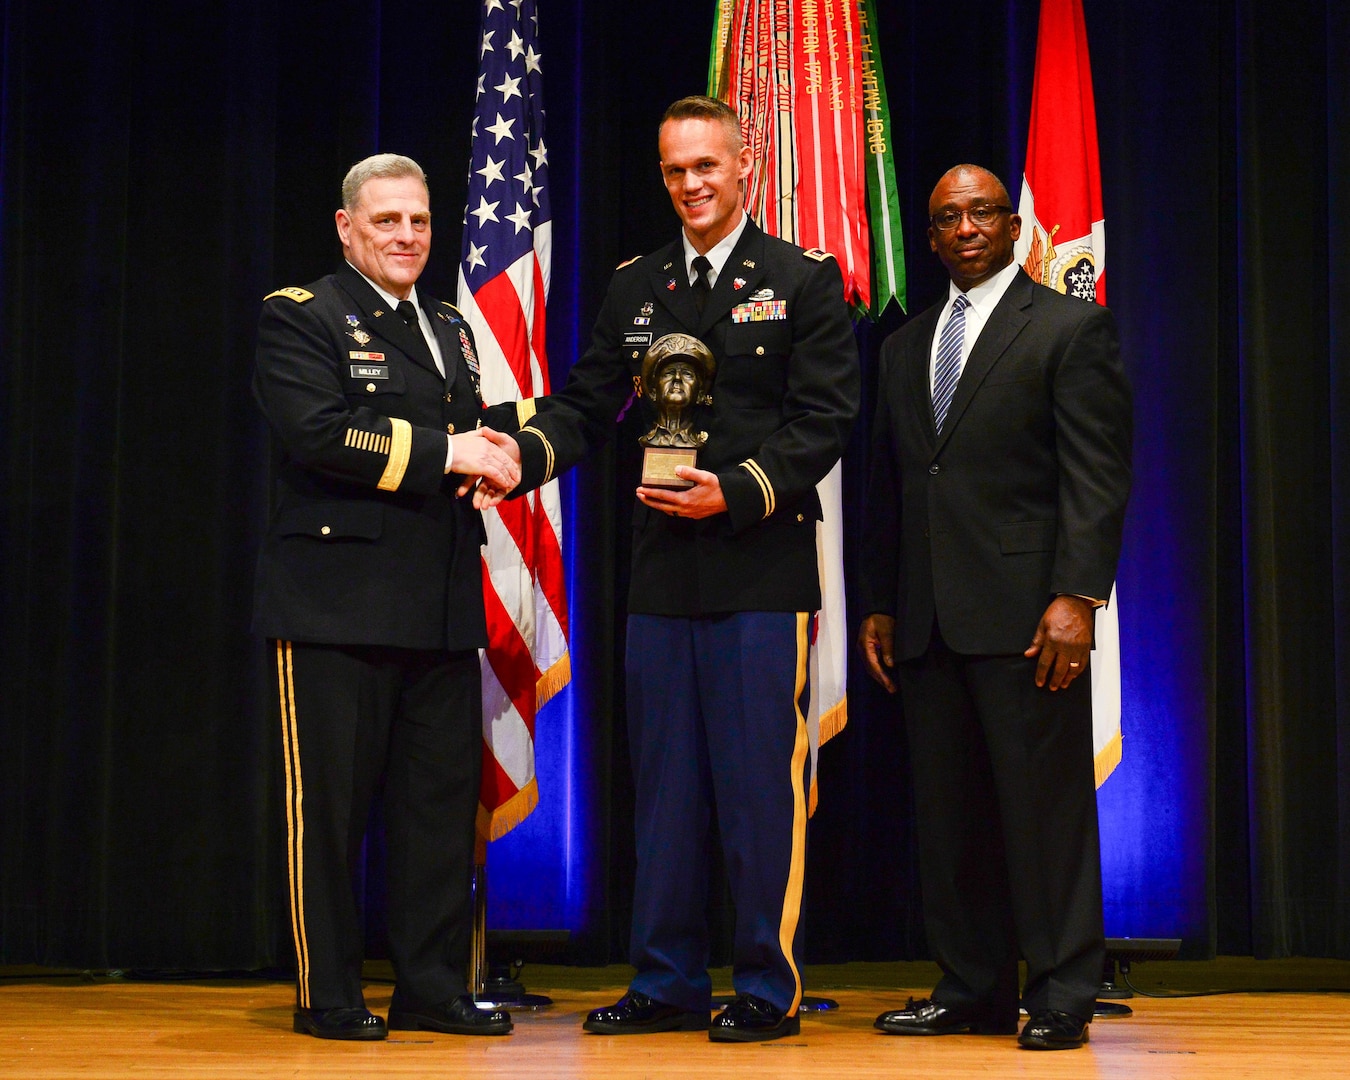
263, 286, 314, 303
439, 300, 466, 319
615, 255, 643, 270
802, 249, 833, 263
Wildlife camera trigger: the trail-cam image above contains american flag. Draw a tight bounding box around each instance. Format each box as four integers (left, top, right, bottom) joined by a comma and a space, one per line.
457, 0, 569, 840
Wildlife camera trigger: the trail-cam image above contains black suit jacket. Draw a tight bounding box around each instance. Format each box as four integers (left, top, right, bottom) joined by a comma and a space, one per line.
861, 269, 1132, 659
513, 221, 859, 616
252, 263, 511, 650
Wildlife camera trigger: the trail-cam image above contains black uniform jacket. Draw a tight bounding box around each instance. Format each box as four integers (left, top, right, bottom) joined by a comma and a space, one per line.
515, 221, 859, 616
860, 269, 1132, 659
252, 262, 518, 651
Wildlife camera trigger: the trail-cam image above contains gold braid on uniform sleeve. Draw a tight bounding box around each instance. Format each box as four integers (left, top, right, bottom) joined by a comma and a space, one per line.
376, 418, 413, 491
738, 459, 775, 519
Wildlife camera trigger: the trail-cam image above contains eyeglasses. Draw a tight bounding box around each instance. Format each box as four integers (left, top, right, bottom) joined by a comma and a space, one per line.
929, 204, 1013, 231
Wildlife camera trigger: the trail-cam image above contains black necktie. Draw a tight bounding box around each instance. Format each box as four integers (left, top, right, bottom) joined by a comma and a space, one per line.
691, 255, 712, 315
396, 300, 419, 327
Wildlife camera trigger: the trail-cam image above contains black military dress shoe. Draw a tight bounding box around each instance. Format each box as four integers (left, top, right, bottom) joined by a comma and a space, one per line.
387, 991, 513, 1035
1018, 1009, 1089, 1050
292, 1006, 387, 1040
708, 992, 801, 1043
874, 997, 1017, 1036
583, 991, 710, 1034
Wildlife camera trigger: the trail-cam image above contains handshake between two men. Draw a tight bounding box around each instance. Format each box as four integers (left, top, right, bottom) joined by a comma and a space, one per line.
450, 427, 521, 506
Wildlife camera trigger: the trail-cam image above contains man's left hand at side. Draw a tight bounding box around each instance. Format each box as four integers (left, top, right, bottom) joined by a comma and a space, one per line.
1024, 595, 1095, 691
636, 465, 727, 520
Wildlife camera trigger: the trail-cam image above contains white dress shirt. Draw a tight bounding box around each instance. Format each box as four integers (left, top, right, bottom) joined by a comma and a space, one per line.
928, 259, 1022, 395
681, 211, 750, 288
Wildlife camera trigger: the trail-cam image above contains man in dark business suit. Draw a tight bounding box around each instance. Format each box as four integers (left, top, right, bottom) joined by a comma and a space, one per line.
253, 153, 522, 1041
857, 165, 1131, 1051
483, 96, 858, 1042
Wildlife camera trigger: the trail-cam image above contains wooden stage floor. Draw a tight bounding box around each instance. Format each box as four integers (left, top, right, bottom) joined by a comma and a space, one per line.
3, 958, 1349, 1079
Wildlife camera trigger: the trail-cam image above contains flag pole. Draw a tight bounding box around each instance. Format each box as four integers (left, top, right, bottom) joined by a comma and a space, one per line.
470, 844, 555, 1008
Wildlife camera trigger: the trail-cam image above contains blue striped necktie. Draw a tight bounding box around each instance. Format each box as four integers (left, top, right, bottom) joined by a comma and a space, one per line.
932, 294, 969, 435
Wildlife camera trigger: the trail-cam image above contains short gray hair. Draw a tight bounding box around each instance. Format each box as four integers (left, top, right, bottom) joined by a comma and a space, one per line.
341, 154, 428, 211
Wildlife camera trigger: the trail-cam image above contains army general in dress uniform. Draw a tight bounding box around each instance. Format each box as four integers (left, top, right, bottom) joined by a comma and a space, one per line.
252, 153, 523, 1042
484, 96, 859, 1042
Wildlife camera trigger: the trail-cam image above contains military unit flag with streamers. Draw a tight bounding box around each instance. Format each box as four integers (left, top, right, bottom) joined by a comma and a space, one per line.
1012, 0, 1121, 787
458, 0, 570, 839
707, 0, 904, 812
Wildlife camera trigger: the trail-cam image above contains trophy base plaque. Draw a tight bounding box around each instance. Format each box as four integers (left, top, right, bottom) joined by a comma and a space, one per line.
641, 446, 697, 489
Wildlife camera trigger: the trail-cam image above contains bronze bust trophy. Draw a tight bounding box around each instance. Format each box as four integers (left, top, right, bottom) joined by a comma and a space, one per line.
638, 333, 716, 489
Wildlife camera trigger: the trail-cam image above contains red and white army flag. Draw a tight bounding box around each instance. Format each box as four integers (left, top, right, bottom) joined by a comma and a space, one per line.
1013, 0, 1121, 786
458, 0, 570, 838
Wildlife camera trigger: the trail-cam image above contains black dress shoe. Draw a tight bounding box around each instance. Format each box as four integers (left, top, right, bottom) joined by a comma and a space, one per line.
1018, 1009, 1089, 1050
582, 991, 710, 1034
874, 997, 1017, 1036
292, 1006, 387, 1040
387, 992, 513, 1035
708, 993, 801, 1043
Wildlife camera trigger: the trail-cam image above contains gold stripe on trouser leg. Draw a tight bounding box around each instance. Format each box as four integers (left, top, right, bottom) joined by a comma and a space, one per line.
276, 642, 310, 1008
776, 612, 811, 1015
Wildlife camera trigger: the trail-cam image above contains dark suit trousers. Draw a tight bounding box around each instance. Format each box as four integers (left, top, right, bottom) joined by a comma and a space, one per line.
898, 632, 1104, 1023
270, 640, 482, 1011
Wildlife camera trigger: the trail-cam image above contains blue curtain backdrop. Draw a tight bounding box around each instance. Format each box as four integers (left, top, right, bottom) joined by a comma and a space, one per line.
2, 0, 1347, 969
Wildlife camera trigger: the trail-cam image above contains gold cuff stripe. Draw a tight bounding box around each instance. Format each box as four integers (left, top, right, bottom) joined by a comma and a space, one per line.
345, 428, 392, 456
520, 424, 555, 482
777, 612, 812, 1016
517, 397, 538, 425
740, 459, 776, 518
376, 417, 412, 491
276, 642, 311, 1009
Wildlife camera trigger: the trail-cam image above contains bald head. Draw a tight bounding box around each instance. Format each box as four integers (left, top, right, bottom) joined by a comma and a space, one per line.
928, 164, 1011, 215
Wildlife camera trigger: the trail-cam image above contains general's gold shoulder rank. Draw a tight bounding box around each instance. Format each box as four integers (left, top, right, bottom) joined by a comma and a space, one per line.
802, 249, 833, 263
263, 286, 315, 303
615, 255, 643, 270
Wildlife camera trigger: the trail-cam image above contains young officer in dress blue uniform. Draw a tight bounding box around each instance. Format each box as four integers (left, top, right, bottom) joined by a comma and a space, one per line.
483, 97, 859, 1042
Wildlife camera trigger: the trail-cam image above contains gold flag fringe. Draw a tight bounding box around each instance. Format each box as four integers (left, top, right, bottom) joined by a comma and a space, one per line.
536, 652, 571, 710
1094, 729, 1122, 789
479, 777, 540, 842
